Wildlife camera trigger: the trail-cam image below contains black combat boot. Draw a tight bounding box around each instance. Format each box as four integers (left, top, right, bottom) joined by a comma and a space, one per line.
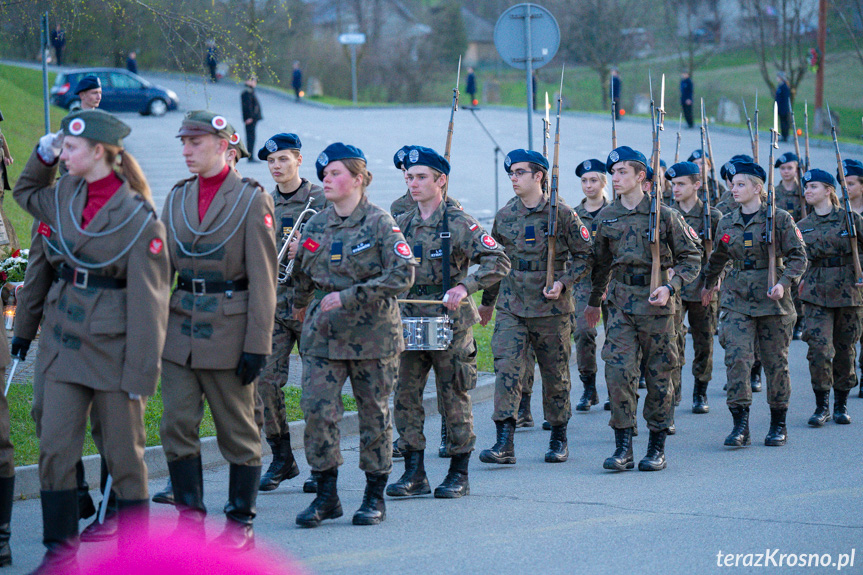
793, 318, 803, 341
516, 393, 535, 427
764, 408, 788, 446
575, 373, 599, 412
0, 476, 13, 567
833, 389, 851, 424
296, 468, 342, 528
604, 398, 611, 411
385, 450, 430, 497
168, 456, 207, 537
666, 422, 676, 435
603, 428, 634, 471
542, 420, 551, 430
808, 390, 830, 427
724, 406, 751, 447
434, 453, 470, 499
81, 457, 118, 542
30, 489, 80, 574
750, 363, 762, 392
76, 460, 95, 520
545, 424, 569, 463
392, 440, 405, 461
638, 374, 647, 389
692, 380, 710, 414
352, 473, 388, 526
438, 419, 451, 458
303, 472, 319, 494
638, 430, 668, 471
212, 465, 260, 551
259, 434, 300, 492
151, 477, 174, 505
478, 419, 516, 465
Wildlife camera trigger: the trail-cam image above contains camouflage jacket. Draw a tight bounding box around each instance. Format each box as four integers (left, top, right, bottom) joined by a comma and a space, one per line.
797, 206, 863, 308
589, 193, 702, 316
390, 190, 416, 220
396, 199, 510, 333
671, 198, 723, 302
714, 189, 737, 215
482, 194, 593, 317
293, 195, 416, 359
774, 182, 806, 222
272, 178, 326, 320
703, 204, 807, 317
573, 197, 609, 305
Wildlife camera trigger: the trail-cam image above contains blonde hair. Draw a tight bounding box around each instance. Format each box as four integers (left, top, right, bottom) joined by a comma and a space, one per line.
341, 158, 373, 191
742, 174, 767, 202
825, 184, 840, 207
93, 141, 152, 203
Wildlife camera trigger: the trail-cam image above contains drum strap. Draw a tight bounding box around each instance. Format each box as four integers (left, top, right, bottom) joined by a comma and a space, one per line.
441, 202, 451, 294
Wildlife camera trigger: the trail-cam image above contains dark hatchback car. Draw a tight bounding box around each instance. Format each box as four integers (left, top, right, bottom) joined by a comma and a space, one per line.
51, 68, 179, 116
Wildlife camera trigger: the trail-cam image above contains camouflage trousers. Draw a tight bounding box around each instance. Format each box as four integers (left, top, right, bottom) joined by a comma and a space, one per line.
257, 317, 302, 439
602, 303, 677, 432
573, 300, 608, 378
802, 304, 863, 392
492, 310, 571, 426
519, 346, 538, 395
674, 299, 718, 394
394, 330, 477, 455
718, 310, 794, 409
301, 354, 397, 475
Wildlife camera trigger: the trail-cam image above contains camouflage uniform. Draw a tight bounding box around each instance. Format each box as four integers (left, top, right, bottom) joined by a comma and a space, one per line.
573, 197, 610, 377
702, 205, 807, 409
591, 194, 701, 431
714, 189, 736, 215
292, 195, 416, 474
797, 207, 863, 392
257, 179, 326, 440
394, 200, 510, 454
482, 195, 593, 426
390, 191, 416, 220
775, 182, 807, 324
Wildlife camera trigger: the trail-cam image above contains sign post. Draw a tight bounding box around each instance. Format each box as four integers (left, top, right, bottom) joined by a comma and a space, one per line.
338, 33, 366, 105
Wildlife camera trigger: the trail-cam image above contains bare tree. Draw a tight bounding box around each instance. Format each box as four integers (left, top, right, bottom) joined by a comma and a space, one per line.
664, 0, 721, 74
832, 0, 863, 66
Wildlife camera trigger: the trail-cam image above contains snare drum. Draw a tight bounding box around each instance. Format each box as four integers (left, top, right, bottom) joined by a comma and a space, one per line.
402, 316, 453, 351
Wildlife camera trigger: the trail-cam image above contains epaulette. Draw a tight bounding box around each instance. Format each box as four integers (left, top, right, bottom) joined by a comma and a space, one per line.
172, 175, 197, 190
241, 176, 264, 192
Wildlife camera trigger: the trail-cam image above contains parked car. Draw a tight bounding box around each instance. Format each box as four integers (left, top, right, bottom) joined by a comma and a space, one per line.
51, 68, 179, 116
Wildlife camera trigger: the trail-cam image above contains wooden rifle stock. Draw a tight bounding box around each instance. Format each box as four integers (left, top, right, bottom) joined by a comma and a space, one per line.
827, 103, 863, 284
790, 108, 808, 218
766, 110, 778, 289
546, 68, 565, 291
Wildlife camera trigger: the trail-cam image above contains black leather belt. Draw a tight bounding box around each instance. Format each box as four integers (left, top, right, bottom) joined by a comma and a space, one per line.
732, 258, 783, 270
176, 276, 249, 295
615, 271, 666, 287
57, 263, 126, 290
515, 259, 566, 272
410, 284, 442, 296
811, 255, 852, 268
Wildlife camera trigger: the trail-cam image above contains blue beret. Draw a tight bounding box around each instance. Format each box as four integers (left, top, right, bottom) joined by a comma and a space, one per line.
316, 142, 366, 181
504, 149, 549, 172
775, 152, 799, 167
665, 161, 700, 180
402, 145, 450, 176
840, 159, 863, 180
687, 149, 709, 162
606, 146, 648, 173
74, 75, 101, 95
645, 167, 655, 182
802, 168, 836, 189
726, 160, 767, 182
575, 159, 606, 177
393, 145, 412, 169
720, 155, 754, 181
258, 133, 301, 160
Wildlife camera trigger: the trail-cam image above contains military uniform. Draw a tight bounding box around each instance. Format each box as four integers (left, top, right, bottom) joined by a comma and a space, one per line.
390, 192, 417, 220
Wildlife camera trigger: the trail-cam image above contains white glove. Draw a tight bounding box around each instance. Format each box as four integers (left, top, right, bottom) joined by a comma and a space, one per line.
37, 131, 63, 164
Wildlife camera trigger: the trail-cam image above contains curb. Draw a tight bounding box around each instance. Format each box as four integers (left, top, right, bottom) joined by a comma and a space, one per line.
13, 372, 496, 500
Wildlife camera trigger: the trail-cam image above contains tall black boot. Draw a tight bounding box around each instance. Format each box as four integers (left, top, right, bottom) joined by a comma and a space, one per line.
478, 419, 516, 465
168, 456, 207, 537
386, 450, 430, 497
212, 465, 260, 551
833, 389, 851, 424
353, 473, 388, 526
692, 380, 710, 414
259, 434, 299, 492
750, 363, 762, 392
76, 460, 95, 520
575, 373, 599, 412
764, 408, 788, 446
303, 472, 319, 494
0, 476, 13, 567
296, 468, 342, 528
638, 430, 668, 471
151, 477, 174, 505
808, 390, 830, 427
438, 418, 451, 458
516, 393, 535, 427
545, 423, 568, 463
434, 453, 470, 499
30, 489, 80, 574
603, 428, 634, 471
81, 457, 118, 542
724, 406, 751, 447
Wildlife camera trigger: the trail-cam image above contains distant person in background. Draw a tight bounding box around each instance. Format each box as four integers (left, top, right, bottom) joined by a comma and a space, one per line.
71, 75, 102, 112
291, 61, 302, 101
775, 72, 792, 142
50, 24, 66, 66
206, 40, 218, 82
680, 72, 694, 128
611, 68, 622, 120
241, 77, 262, 162
126, 51, 138, 75
466, 67, 477, 104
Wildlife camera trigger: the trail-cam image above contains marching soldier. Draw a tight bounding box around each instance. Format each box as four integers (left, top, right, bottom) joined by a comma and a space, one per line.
14, 110, 170, 571
688, 149, 725, 203
292, 143, 415, 528
796, 169, 863, 425
701, 160, 807, 448
716, 155, 753, 215
160, 111, 276, 550
388, 146, 509, 500
775, 152, 806, 340
390, 145, 417, 220
586, 146, 701, 472
478, 149, 593, 465
842, 159, 863, 397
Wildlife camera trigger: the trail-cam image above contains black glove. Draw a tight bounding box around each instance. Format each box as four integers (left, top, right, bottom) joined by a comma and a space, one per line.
236, 352, 267, 385
10, 337, 31, 361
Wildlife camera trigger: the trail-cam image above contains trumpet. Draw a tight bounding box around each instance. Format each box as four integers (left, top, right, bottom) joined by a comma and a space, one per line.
278, 199, 318, 284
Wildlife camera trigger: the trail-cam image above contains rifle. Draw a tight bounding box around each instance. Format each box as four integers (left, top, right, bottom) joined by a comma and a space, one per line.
753, 90, 760, 164
790, 105, 808, 218
674, 113, 682, 163
444, 55, 461, 164
611, 74, 617, 200
766, 102, 779, 289
704, 113, 720, 204
648, 72, 664, 292
700, 99, 713, 259
546, 67, 564, 291
827, 103, 863, 284
803, 101, 811, 172
742, 97, 757, 161
542, 92, 550, 162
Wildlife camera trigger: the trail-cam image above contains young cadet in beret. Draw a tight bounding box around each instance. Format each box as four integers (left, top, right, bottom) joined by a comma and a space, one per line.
291, 143, 416, 528
390, 145, 417, 220
701, 160, 807, 449
14, 109, 170, 571
572, 159, 610, 412
716, 155, 753, 215
840, 159, 863, 396
71, 75, 102, 112
586, 146, 701, 472
667, 161, 723, 414
689, 148, 725, 204
796, 169, 863, 426
775, 152, 807, 340
388, 146, 509, 500
159, 110, 276, 550
478, 148, 593, 466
